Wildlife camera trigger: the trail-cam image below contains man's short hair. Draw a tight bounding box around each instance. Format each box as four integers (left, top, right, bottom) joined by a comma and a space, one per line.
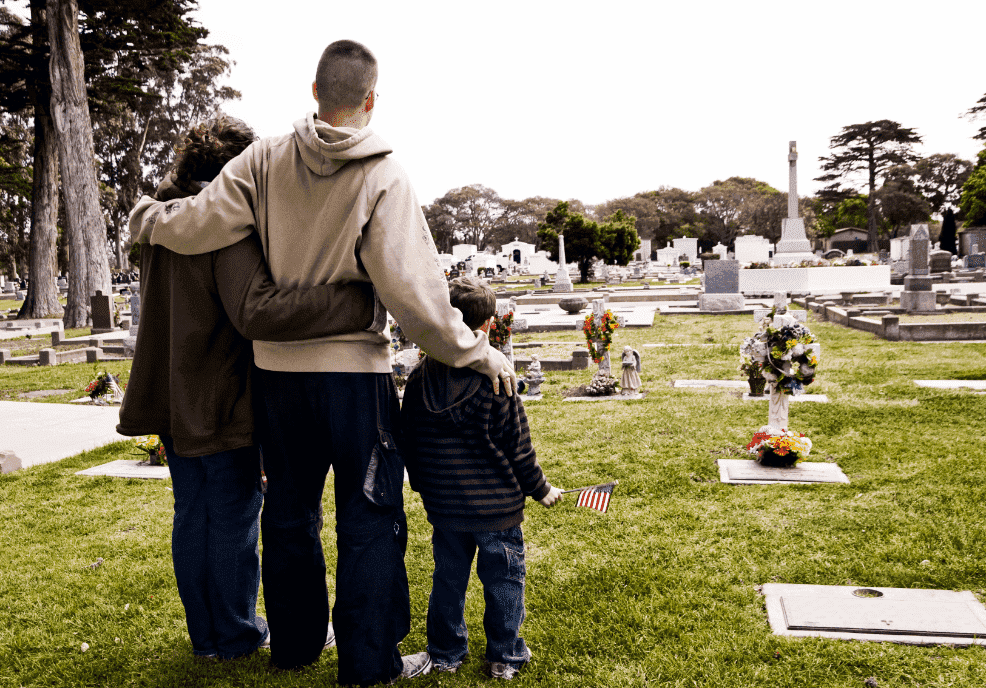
448, 276, 496, 330
173, 113, 257, 184
315, 40, 377, 113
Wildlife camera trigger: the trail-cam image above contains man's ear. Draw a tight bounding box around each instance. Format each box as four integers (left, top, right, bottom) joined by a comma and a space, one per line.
311, 81, 318, 102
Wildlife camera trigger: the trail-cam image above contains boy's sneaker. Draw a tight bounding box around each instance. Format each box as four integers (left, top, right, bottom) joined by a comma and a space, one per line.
393, 651, 432, 681
485, 662, 521, 680
432, 659, 463, 673
484, 650, 532, 681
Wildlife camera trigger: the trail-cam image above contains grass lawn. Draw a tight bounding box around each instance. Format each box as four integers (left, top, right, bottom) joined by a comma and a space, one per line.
2, 314, 986, 687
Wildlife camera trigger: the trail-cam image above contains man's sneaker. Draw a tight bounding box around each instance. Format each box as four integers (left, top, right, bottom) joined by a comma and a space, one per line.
259, 622, 336, 651
396, 651, 433, 680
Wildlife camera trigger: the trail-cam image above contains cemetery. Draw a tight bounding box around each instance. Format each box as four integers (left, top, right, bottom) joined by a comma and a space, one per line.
4, 284, 986, 686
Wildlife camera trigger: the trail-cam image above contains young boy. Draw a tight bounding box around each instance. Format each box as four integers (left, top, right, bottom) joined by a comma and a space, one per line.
401, 276, 563, 680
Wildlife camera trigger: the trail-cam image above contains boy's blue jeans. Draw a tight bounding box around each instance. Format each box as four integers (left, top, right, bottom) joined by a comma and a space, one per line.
426, 525, 532, 669
163, 438, 268, 659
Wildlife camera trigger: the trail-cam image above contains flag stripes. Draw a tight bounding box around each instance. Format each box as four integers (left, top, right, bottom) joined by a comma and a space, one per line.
575, 483, 615, 513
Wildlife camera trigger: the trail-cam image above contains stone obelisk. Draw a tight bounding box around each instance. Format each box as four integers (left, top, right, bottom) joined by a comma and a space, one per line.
553, 233, 573, 292
772, 141, 815, 266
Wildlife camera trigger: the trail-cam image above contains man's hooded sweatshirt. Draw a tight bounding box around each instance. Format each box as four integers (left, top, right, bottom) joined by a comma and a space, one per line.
128, 114, 500, 378
401, 355, 551, 533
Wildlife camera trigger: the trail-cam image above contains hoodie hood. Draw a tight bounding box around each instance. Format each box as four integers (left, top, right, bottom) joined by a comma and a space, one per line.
415, 356, 486, 420
293, 113, 393, 176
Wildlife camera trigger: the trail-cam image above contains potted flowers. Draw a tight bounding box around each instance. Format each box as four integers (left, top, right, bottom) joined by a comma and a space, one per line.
134, 435, 167, 466
738, 349, 766, 396
745, 426, 812, 467
84, 370, 124, 404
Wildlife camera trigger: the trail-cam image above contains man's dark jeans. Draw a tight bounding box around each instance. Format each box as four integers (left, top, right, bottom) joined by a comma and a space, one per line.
163, 438, 268, 659
259, 370, 410, 685
426, 525, 531, 669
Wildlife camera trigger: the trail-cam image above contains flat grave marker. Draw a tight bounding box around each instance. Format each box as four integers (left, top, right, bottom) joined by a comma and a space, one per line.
674, 379, 748, 389
75, 459, 170, 480
763, 583, 986, 646
914, 380, 986, 390
717, 459, 849, 484
741, 392, 829, 402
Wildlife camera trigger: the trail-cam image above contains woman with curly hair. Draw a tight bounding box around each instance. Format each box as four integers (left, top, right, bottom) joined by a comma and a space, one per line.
118, 113, 374, 660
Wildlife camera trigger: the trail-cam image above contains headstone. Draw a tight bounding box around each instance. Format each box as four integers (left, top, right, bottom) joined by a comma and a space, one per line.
90, 290, 114, 333
965, 253, 986, 269
734, 235, 771, 264
698, 260, 744, 311
123, 293, 140, 357
900, 224, 935, 312
712, 243, 728, 259
929, 250, 952, 273
672, 237, 698, 263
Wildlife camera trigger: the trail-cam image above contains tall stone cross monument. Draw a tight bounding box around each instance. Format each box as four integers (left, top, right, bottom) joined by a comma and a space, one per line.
772, 141, 816, 266
553, 233, 573, 292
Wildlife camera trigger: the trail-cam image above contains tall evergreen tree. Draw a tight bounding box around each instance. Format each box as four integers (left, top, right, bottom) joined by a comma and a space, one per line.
816, 120, 923, 252
940, 208, 957, 254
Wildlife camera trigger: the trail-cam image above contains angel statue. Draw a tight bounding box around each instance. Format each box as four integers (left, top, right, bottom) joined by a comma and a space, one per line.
620, 346, 641, 394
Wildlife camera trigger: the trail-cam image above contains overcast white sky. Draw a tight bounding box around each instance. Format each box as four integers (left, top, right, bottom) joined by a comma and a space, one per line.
189, 0, 984, 208
49, 1, 983, 208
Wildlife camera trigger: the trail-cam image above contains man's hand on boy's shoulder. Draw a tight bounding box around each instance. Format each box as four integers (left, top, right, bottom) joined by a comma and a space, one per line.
538, 485, 563, 508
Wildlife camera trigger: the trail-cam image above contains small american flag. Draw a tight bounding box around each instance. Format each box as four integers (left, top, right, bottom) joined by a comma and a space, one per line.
574, 482, 617, 513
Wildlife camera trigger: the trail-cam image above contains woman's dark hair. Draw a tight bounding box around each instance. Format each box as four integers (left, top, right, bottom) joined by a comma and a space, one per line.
173, 113, 258, 184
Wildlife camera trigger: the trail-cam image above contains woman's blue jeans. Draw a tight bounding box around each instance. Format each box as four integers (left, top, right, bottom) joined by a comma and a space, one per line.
426, 525, 531, 669
164, 437, 268, 659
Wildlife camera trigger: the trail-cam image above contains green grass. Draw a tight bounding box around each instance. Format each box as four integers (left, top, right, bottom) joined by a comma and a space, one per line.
2, 313, 986, 686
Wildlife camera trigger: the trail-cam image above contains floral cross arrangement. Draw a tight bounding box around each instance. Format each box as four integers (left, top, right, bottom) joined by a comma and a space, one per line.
739, 307, 818, 396
134, 435, 167, 465
582, 309, 619, 363
488, 310, 513, 348
85, 370, 124, 401
745, 425, 812, 467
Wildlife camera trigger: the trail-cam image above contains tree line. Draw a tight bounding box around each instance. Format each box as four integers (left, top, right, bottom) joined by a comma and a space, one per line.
0, 0, 237, 325
423, 109, 986, 261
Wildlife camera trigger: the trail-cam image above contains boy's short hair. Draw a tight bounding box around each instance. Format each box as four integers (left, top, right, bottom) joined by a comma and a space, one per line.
448, 276, 496, 330
173, 113, 257, 184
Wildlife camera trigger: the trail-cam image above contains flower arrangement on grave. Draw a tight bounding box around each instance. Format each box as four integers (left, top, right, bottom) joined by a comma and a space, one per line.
134, 435, 167, 466
584, 370, 620, 396
582, 309, 619, 363
746, 426, 812, 467
389, 321, 408, 351
747, 262, 772, 269
738, 349, 767, 396
85, 370, 123, 400
487, 310, 513, 348
741, 307, 818, 396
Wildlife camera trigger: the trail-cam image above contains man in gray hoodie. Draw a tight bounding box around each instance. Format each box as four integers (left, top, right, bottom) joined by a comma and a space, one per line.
128, 40, 516, 686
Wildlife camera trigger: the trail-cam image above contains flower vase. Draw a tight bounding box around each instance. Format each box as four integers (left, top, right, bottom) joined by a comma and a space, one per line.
748, 376, 766, 396
758, 448, 798, 468
768, 384, 790, 429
